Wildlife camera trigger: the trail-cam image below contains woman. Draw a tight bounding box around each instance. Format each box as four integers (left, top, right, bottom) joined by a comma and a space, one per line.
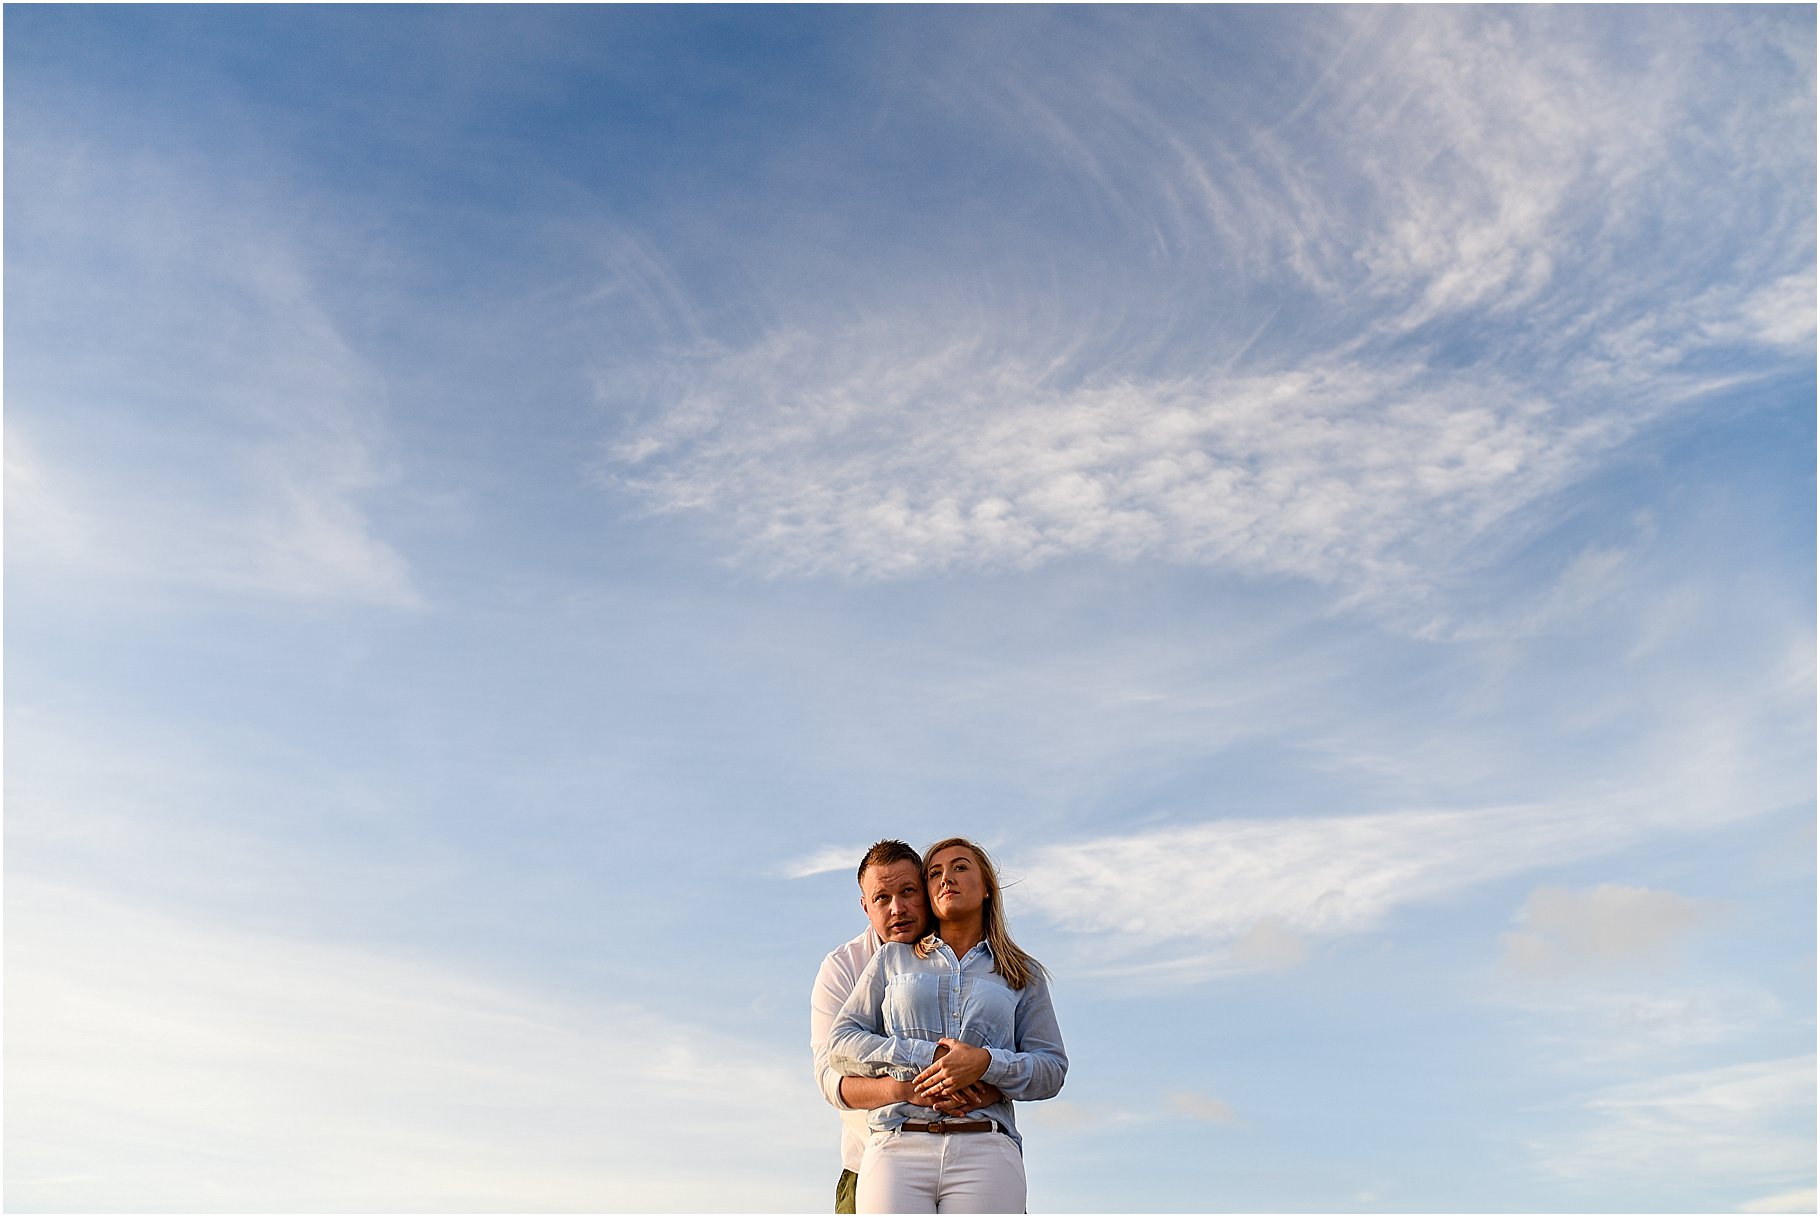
830, 837, 1067, 1213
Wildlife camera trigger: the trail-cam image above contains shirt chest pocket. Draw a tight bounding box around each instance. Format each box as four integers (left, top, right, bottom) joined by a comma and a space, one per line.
956, 975, 1018, 1046
883, 972, 943, 1037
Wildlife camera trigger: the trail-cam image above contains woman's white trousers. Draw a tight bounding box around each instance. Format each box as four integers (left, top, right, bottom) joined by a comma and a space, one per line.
856, 1129, 1027, 1213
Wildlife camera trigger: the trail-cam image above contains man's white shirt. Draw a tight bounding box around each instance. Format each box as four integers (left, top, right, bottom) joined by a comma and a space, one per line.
810, 926, 881, 1174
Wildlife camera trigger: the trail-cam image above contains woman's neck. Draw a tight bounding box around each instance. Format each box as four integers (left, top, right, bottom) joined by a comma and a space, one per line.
939, 913, 984, 959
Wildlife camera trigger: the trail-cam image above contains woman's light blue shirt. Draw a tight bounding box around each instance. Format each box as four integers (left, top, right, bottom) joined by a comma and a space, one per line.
829, 938, 1067, 1152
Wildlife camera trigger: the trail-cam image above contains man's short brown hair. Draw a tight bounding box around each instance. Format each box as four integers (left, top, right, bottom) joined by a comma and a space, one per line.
856, 839, 923, 886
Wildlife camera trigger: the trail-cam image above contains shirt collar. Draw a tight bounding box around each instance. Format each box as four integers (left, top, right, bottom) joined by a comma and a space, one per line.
928, 933, 993, 961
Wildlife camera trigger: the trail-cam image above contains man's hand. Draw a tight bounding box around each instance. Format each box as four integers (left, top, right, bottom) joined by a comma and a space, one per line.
929, 1081, 1004, 1115
891, 1076, 989, 1112
912, 1039, 991, 1105
841, 1075, 927, 1111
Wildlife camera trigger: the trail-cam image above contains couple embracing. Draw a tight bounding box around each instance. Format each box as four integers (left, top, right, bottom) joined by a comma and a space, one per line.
810, 838, 1068, 1214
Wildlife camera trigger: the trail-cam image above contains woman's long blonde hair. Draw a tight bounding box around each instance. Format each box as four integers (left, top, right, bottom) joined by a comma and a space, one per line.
919, 837, 1046, 990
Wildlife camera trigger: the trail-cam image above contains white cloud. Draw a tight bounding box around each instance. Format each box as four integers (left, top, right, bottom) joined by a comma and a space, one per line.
1708, 271, 1819, 353
1016, 1098, 1160, 1133
1006, 1090, 1242, 1136
1532, 1056, 1815, 1196
4, 875, 828, 1212
1501, 883, 1720, 977
780, 844, 866, 880
1003, 575, 1810, 980
1018, 1099, 1108, 1131
1023, 799, 1640, 948
5, 432, 95, 561
1232, 918, 1309, 972
1009, 730, 1804, 985
1165, 1091, 1240, 1126
1739, 1187, 1819, 1214
1477, 879, 1791, 1086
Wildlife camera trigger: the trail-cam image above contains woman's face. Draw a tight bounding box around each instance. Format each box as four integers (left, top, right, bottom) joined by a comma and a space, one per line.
927, 845, 988, 922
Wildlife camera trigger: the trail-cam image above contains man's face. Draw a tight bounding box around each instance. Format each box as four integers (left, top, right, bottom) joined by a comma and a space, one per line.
860, 859, 927, 944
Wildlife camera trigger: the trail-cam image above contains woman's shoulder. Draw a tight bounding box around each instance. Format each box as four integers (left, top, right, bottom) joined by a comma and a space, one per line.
1000, 951, 1052, 997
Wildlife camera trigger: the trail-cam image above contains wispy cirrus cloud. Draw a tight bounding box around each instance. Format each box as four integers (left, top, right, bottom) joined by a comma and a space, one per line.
600, 9, 1811, 606
6, 123, 418, 609
983, 562, 1808, 981
1493, 982, 1785, 1068
959, 7, 1812, 347
7, 413, 418, 609
1484, 885, 1781, 1070
1014, 740, 1799, 983
1021, 800, 1634, 951
779, 844, 866, 880
1529, 1055, 1816, 1201
609, 340, 1665, 603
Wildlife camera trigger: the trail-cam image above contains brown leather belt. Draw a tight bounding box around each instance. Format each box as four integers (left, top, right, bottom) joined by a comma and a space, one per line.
901, 1118, 996, 1134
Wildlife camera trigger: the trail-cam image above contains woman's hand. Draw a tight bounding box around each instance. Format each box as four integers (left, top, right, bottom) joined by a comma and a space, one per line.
912, 1038, 990, 1105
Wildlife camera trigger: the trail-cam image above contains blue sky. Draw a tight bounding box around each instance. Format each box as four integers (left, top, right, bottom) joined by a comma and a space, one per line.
4, 5, 1814, 1213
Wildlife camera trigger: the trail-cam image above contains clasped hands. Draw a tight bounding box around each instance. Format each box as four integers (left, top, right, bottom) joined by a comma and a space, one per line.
908, 1038, 997, 1115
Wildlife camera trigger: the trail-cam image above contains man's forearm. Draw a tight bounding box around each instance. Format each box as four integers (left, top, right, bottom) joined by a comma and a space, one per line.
840, 1073, 1007, 1113
838, 1074, 911, 1109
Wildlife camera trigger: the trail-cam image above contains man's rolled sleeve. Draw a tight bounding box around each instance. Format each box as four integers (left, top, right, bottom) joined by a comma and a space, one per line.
811, 952, 859, 1111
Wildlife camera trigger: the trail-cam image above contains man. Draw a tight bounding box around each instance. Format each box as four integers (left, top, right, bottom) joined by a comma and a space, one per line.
810, 840, 1002, 1213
